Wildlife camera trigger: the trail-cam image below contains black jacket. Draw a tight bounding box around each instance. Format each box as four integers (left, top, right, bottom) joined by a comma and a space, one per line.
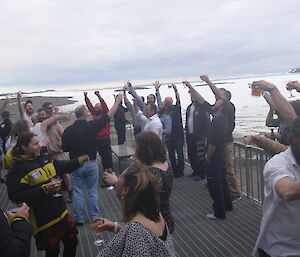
6, 149, 81, 235
114, 104, 128, 129
0, 210, 31, 257
62, 114, 110, 160
185, 102, 210, 138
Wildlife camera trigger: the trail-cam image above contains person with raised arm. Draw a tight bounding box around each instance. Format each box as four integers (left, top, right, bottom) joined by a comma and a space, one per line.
287, 80, 300, 93
124, 90, 142, 137
84, 91, 113, 173
17, 92, 34, 127
62, 93, 123, 226
253, 117, 300, 257
127, 81, 157, 113
183, 81, 210, 181
251, 80, 297, 126
156, 83, 185, 177
200, 75, 241, 202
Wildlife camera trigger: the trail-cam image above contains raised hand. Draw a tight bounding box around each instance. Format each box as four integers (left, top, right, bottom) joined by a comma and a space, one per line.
84, 92, 88, 97
94, 91, 100, 97
127, 81, 132, 88
153, 80, 161, 91
251, 80, 275, 92
115, 93, 123, 103
287, 81, 300, 91
183, 81, 192, 89
200, 75, 210, 83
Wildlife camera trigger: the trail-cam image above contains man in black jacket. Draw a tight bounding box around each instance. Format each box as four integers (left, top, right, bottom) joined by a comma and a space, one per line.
62, 94, 122, 226
184, 81, 210, 181
0, 203, 31, 257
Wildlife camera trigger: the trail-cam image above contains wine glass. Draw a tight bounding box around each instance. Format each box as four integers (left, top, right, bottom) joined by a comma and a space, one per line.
90, 221, 105, 247
51, 176, 62, 197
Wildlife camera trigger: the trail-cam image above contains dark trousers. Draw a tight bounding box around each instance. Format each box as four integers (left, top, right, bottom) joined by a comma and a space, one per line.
116, 126, 126, 145
258, 249, 271, 257
206, 163, 232, 219
165, 136, 185, 176
45, 237, 77, 257
186, 133, 206, 178
96, 137, 113, 170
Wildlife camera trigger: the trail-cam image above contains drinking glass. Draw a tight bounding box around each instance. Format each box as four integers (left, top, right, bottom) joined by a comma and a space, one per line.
90, 221, 105, 247
51, 176, 62, 197
243, 136, 252, 147
287, 86, 295, 98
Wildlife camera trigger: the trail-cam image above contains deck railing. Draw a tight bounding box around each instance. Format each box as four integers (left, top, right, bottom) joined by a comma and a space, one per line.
233, 142, 270, 204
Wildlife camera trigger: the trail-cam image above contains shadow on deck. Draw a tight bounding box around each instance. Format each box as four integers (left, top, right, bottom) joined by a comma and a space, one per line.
0, 153, 262, 257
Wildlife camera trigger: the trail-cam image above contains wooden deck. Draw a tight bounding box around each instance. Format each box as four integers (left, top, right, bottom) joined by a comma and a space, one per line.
0, 154, 262, 257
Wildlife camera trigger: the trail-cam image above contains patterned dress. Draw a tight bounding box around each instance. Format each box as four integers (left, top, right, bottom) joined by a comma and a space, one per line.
97, 222, 177, 257
150, 166, 175, 233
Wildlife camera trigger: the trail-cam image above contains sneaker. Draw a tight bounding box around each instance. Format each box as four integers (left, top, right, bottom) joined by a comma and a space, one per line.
206, 213, 218, 220
232, 195, 242, 203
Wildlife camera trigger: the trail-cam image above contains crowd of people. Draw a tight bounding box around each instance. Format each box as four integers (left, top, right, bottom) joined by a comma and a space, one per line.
0, 76, 300, 257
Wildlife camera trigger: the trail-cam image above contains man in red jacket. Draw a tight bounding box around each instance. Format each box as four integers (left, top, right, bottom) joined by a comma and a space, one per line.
84, 91, 113, 173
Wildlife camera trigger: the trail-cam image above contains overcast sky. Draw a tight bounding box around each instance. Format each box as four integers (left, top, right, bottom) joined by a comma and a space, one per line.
0, 0, 300, 90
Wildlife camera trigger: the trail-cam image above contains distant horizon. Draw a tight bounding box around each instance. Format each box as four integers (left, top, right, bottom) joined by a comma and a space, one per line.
0, 69, 292, 95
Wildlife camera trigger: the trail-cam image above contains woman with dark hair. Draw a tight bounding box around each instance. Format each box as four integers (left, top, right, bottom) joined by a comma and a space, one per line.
103, 131, 174, 233
94, 163, 177, 257
5, 120, 30, 151
5, 132, 89, 257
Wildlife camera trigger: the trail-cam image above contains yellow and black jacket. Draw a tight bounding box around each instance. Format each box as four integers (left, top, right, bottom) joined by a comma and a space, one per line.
5, 148, 81, 236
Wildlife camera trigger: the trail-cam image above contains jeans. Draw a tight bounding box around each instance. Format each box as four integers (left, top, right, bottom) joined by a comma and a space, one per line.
206, 162, 232, 219
165, 136, 185, 175
71, 161, 100, 222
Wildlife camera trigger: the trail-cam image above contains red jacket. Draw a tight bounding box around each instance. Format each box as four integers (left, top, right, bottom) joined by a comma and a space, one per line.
85, 96, 110, 139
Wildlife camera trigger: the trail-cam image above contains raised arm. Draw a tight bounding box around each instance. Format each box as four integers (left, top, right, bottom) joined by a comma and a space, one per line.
40, 114, 60, 134
172, 84, 181, 105
287, 80, 300, 93
17, 92, 24, 119
95, 91, 109, 113
84, 92, 95, 115
127, 81, 146, 112
200, 75, 226, 101
107, 93, 123, 118
252, 80, 297, 126
183, 81, 206, 104
154, 81, 162, 106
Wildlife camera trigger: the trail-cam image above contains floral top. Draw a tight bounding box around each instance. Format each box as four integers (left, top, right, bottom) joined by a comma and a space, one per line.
151, 166, 174, 233
97, 222, 177, 257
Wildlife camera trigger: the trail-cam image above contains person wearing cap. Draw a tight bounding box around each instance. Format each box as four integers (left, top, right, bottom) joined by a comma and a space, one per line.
17, 92, 34, 127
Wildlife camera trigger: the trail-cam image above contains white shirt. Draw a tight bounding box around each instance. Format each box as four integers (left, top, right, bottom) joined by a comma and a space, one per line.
30, 123, 48, 145
188, 104, 195, 134
136, 111, 163, 140
22, 112, 33, 127
253, 147, 300, 257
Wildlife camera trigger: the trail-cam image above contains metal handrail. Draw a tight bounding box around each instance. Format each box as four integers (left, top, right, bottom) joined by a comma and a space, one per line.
233, 142, 270, 204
